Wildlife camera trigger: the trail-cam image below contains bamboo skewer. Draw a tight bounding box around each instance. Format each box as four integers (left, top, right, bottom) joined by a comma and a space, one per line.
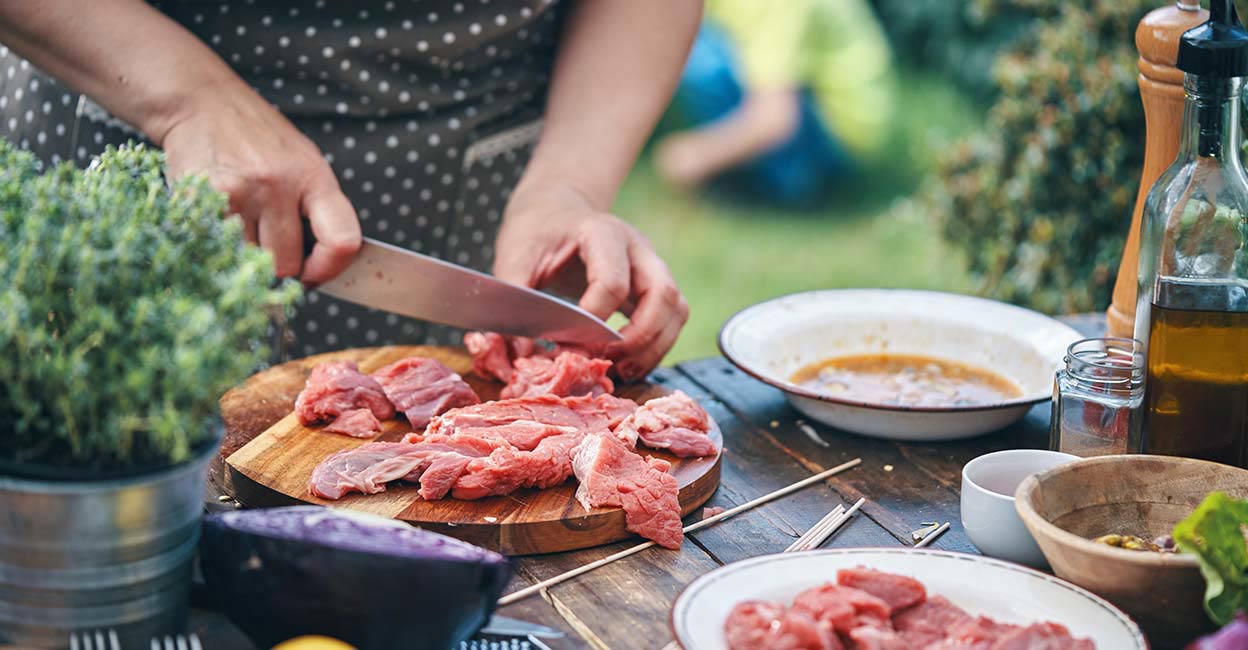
914, 522, 950, 548
786, 496, 865, 553
785, 505, 845, 552
497, 457, 863, 607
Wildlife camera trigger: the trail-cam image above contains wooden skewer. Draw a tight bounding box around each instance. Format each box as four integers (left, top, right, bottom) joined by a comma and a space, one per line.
497, 457, 863, 607
785, 505, 845, 553
914, 522, 950, 548
804, 497, 865, 551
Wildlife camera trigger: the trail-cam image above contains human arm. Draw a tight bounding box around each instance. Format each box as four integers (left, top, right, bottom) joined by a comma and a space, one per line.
0, 0, 360, 283
493, 0, 703, 379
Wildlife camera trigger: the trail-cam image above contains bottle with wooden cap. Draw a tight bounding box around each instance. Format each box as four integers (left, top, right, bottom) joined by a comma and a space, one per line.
1134, 0, 1248, 467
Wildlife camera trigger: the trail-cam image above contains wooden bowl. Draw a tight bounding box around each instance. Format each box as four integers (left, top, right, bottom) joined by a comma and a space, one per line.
1016, 455, 1248, 649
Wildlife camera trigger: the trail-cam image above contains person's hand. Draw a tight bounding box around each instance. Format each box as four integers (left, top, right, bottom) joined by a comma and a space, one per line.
493, 183, 689, 380
654, 133, 715, 190
157, 79, 361, 284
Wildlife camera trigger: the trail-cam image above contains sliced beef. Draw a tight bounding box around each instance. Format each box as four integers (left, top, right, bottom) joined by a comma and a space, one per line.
571, 432, 684, 549
295, 360, 395, 425
892, 596, 971, 648
837, 567, 926, 612
614, 390, 716, 457
500, 351, 614, 399
724, 601, 841, 650
463, 331, 517, 383
371, 357, 479, 429
308, 437, 503, 500
988, 623, 1095, 650
321, 408, 383, 438
941, 617, 1021, 650
845, 626, 908, 650
426, 394, 637, 450
791, 584, 892, 635
451, 432, 585, 500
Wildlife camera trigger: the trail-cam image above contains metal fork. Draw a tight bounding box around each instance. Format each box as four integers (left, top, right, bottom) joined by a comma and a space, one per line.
69, 630, 121, 650
150, 634, 203, 650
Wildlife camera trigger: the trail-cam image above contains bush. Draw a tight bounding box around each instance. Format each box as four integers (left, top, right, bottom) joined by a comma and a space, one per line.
0, 142, 300, 474
914, 0, 1157, 314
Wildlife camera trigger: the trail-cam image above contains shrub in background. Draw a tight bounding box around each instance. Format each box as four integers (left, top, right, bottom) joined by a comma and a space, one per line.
0, 142, 300, 474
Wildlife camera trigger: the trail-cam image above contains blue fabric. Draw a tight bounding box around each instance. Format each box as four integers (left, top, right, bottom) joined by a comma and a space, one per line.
671, 23, 852, 206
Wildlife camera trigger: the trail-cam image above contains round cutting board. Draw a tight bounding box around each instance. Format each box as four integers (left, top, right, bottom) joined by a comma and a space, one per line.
221, 346, 722, 555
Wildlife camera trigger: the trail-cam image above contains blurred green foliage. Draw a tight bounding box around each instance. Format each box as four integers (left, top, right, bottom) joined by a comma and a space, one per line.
0, 142, 300, 474
894, 0, 1156, 314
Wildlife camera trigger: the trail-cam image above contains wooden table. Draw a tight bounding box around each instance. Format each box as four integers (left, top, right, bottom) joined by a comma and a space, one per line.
193, 315, 1106, 650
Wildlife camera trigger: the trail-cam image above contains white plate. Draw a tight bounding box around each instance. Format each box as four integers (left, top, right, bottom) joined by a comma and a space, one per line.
718, 289, 1081, 440
671, 549, 1145, 650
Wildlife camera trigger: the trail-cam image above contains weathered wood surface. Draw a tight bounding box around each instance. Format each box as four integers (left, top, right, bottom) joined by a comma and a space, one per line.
221, 346, 722, 555
198, 317, 1101, 650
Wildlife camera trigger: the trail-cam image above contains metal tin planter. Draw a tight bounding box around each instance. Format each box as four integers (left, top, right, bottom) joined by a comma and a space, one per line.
0, 439, 217, 648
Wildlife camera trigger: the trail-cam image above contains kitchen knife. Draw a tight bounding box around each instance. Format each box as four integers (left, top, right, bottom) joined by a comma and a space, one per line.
478, 614, 565, 639
308, 235, 621, 345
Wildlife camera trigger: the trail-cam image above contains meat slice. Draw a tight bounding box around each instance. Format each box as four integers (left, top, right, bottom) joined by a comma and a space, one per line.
892, 596, 971, 648
614, 391, 716, 457
463, 331, 517, 383
791, 584, 891, 635
571, 433, 684, 549
937, 617, 1020, 650
724, 601, 841, 650
295, 360, 395, 425
988, 623, 1094, 650
308, 437, 503, 500
451, 432, 585, 500
371, 357, 479, 429
426, 394, 637, 450
501, 351, 614, 399
845, 626, 908, 650
836, 567, 926, 612
321, 408, 383, 438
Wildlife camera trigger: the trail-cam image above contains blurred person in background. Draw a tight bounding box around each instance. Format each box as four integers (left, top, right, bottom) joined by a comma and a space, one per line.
0, 1, 701, 379
655, 0, 894, 207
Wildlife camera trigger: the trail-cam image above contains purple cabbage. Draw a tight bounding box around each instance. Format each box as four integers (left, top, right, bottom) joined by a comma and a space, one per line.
1188, 614, 1248, 650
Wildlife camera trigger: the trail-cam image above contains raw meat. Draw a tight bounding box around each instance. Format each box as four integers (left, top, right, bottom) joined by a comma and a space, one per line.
501, 352, 614, 399
792, 584, 892, 634
940, 616, 1020, 650
990, 622, 1095, 650
321, 408, 383, 438
571, 432, 684, 549
295, 361, 395, 425
892, 596, 971, 648
614, 390, 716, 457
702, 506, 727, 520
724, 601, 840, 650
309, 436, 504, 501
837, 567, 926, 611
451, 432, 585, 500
463, 331, 519, 383
845, 626, 908, 650
371, 357, 480, 429
425, 394, 637, 450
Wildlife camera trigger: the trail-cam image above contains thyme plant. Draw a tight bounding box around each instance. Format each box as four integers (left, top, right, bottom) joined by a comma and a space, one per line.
0, 141, 300, 473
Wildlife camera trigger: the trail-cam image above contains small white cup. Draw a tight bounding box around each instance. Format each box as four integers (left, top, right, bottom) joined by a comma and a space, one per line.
961, 449, 1077, 568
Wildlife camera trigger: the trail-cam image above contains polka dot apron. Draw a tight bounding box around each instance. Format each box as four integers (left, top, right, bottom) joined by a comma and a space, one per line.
0, 0, 565, 358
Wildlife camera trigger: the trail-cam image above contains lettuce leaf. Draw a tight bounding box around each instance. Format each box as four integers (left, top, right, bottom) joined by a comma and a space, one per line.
1174, 492, 1248, 626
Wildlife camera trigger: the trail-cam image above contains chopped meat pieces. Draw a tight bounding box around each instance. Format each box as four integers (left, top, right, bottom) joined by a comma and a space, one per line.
295, 360, 395, 426
308, 437, 503, 501
426, 394, 637, 450
463, 331, 519, 383
371, 357, 479, 429
501, 351, 614, 399
723, 569, 1095, 650
702, 506, 727, 520
572, 432, 684, 549
613, 390, 716, 457
321, 408, 383, 438
724, 601, 840, 650
837, 567, 926, 612
451, 432, 585, 500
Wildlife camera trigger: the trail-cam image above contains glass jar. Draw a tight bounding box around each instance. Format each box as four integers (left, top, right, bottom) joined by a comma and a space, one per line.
1051, 338, 1144, 457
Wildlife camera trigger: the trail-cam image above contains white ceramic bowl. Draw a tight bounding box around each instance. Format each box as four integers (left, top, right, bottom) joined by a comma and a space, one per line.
961, 450, 1078, 568
670, 548, 1146, 650
718, 289, 1081, 440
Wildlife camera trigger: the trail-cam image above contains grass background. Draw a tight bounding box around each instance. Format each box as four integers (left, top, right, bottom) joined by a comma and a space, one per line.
614, 70, 985, 363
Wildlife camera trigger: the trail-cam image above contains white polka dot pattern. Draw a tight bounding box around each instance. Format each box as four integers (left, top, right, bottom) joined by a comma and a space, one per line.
0, 1, 562, 356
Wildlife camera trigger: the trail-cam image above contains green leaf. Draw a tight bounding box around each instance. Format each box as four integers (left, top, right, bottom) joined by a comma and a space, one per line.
1174, 492, 1248, 626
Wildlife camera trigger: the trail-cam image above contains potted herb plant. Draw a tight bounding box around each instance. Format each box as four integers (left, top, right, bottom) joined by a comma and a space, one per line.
0, 141, 299, 647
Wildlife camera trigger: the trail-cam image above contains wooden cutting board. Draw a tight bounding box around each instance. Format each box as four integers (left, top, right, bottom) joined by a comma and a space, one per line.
222, 346, 722, 555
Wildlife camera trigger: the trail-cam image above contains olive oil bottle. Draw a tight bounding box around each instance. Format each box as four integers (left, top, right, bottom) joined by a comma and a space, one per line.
1135, 2, 1248, 467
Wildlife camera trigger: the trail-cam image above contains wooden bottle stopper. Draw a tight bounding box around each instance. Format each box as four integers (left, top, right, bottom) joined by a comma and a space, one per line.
1107, 0, 1207, 338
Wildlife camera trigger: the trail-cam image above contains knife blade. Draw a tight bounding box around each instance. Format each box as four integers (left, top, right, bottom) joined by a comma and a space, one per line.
312, 237, 621, 345
479, 614, 565, 639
